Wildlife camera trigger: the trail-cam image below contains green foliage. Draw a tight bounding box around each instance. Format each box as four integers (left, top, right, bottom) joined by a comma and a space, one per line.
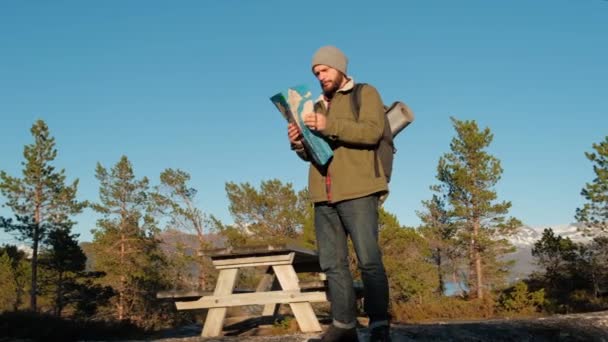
213, 179, 313, 247
531, 229, 608, 313
51, 270, 115, 319
575, 136, 608, 233
0, 252, 18, 311
42, 228, 86, 274
154, 168, 211, 237
153, 168, 216, 290
38, 227, 87, 316
392, 295, 497, 322
0, 245, 29, 311
428, 117, 518, 299
532, 228, 577, 286
0, 119, 86, 311
418, 194, 462, 295
91, 156, 173, 328
0, 120, 86, 225
299, 188, 316, 249
496, 281, 545, 316
378, 211, 438, 305
269, 316, 299, 335
587, 237, 608, 296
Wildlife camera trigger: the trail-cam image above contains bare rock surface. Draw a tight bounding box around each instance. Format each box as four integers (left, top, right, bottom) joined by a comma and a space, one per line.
137, 310, 608, 342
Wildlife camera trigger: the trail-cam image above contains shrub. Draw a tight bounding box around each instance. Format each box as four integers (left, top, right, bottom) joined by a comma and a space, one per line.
391, 295, 496, 322
496, 281, 545, 316
0, 310, 147, 341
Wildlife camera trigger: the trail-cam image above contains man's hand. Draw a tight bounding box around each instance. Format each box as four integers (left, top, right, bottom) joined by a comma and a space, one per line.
302, 112, 326, 131
288, 123, 304, 149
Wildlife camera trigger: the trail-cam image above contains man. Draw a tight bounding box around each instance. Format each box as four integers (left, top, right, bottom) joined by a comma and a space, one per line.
288, 45, 392, 342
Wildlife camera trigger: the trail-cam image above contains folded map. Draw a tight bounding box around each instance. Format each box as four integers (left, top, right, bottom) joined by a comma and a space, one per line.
270, 85, 333, 166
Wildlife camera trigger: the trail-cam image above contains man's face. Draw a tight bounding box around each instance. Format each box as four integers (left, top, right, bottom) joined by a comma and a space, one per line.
313, 65, 344, 96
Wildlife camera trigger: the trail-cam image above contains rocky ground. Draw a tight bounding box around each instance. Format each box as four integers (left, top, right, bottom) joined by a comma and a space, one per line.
144, 310, 608, 342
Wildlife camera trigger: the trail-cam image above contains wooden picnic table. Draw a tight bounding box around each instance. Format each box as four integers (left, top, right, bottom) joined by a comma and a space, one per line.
159, 244, 328, 337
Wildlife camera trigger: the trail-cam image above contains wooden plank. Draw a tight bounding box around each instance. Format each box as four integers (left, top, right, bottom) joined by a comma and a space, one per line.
257, 268, 280, 317
202, 244, 318, 259
299, 281, 327, 292
201, 268, 238, 337
175, 290, 327, 310
212, 253, 294, 268
157, 288, 255, 299
157, 290, 211, 299
273, 265, 322, 332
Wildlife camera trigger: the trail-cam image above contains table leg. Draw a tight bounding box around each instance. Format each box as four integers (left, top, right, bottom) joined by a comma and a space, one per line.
273, 264, 322, 332
257, 267, 280, 316
201, 268, 238, 337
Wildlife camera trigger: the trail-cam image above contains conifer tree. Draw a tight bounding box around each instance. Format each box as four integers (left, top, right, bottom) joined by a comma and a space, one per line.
0, 245, 29, 311
91, 156, 169, 325
153, 168, 215, 290
214, 179, 312, 246
378, 209, 438, 304
433, 117, 518, 299
38, 227, 86, 317
418, 194, 461, 295
575, 136, 608, 234
0, 251, 18, 311
0, 120, 85, 311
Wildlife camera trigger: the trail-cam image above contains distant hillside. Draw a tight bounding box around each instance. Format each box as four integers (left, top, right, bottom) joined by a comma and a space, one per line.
504, 223, 604, 281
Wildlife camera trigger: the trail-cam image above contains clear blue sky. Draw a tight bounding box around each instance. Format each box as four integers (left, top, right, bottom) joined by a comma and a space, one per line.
1, 0, 607, 244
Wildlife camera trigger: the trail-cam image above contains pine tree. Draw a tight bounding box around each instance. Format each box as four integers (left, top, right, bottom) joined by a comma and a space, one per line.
532, 228, 578, 299
434, 117, 518, 299
0, 120, 85, 311
0, 245, 30, 311
0, 251, 18, 311
38, 227, 86, 317
298, 188, 316, 250
214, 179, 312, 247
91, 156, 169, 325
418, 194, 461, 295
575, 136, 608, 234
152, 168, 215, 290
378, 210, 438, 305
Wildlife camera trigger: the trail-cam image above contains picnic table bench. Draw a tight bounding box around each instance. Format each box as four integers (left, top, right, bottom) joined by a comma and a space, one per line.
157, 244, 329, 337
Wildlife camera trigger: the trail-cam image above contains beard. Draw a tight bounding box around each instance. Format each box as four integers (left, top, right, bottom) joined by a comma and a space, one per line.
321, 73, 345, 98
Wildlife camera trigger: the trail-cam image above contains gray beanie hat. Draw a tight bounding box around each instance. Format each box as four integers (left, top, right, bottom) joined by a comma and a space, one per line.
311, 46, 348, 75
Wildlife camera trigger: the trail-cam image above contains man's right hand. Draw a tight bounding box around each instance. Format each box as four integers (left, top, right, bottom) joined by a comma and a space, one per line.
288, 123, 304, 149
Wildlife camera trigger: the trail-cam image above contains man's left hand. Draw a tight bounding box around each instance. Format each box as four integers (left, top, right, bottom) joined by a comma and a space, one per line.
302, 112, 326, 131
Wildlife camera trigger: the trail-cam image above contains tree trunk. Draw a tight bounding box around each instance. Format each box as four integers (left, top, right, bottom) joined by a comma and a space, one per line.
469, 236, 476, 297
31, 172, 43, 312
453, 271, 464, 297
119, 231, 125, 320
30, 230, 38, 311
55, 271, 64, 317
473, 218, 483, 299
30, 203, 42, 312
197, 236, 207, 290
436, 248, 444, 295
475, 249, 483, 299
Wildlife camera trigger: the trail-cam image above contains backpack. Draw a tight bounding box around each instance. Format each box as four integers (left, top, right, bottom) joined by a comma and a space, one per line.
350, 83, 414, 183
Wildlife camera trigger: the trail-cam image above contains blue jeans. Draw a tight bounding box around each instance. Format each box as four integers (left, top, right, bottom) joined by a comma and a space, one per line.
314, 194, 389, 326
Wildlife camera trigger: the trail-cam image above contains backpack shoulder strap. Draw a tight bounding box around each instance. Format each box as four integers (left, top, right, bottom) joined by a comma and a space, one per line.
350, 83, 367, 121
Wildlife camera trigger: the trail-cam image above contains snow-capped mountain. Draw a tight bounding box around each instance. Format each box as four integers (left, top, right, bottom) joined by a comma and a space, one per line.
17, 244, 33, 258
504, 223, 603, 281
506, 225, 542, 247
507, 223, 598, 248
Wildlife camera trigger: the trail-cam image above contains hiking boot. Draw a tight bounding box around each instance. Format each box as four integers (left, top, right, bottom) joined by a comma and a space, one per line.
370, 324, 391, 342
308, 324, 359, 342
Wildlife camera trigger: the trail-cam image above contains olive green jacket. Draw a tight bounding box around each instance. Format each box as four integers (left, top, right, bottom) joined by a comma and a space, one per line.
293, 78, 388, 203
